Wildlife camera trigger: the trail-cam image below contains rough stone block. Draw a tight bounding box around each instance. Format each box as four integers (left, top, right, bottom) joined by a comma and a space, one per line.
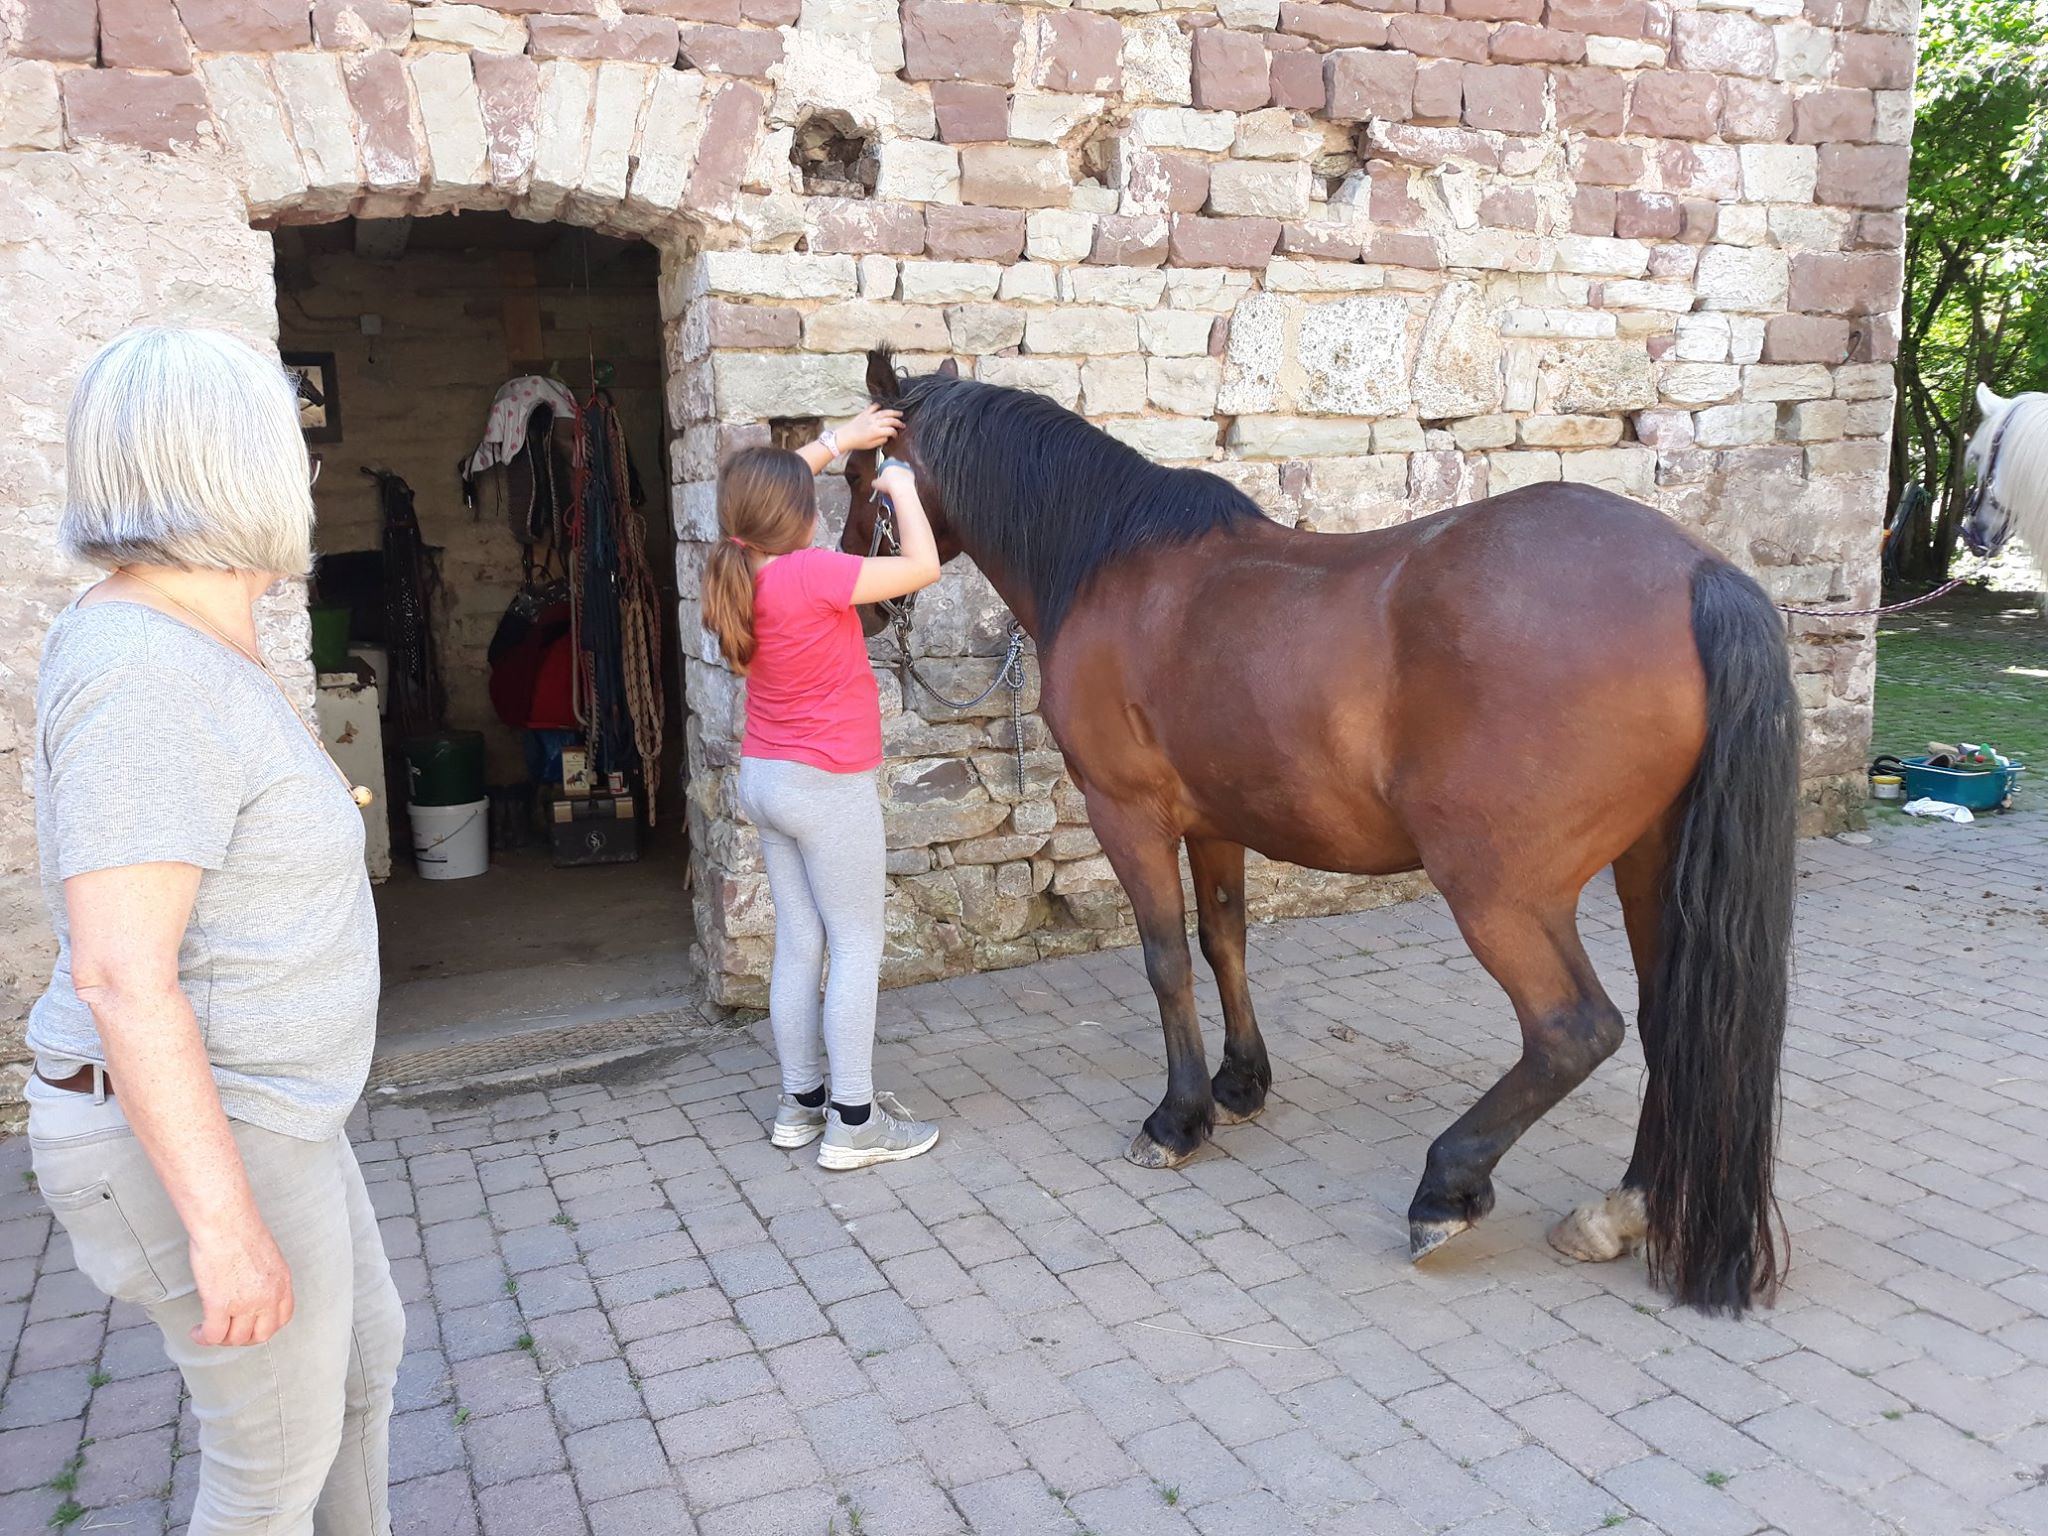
314, 0, 413, 48
1744, 363, 1833, 401
1192, 30, 1272, 113
900, 260, 1003, 302
696, 251, 860, 300
809, 200, 927, 256
713, 353, 871, 421
530, 15, 680, 63
1553, 67, 1628, 133
177, 0, 309, 51
946, 304, 1026, 353
1833, 33, 1914, 89
1545, 0, 1648, 32
1122, 16, 1194, 106
200, 57, 307, 213
1792, 88, 1876, 144
61, 69, 209, 152
1326, 50, 1417, 122
1298, 293, 1411, 415
1721, 79, 1793, 141
804, 302, 950, 353
1670, 11, 1774, 76
703, 301, 802, 349
0, 60, 64, 150
1146, 357, 1223, 416
1787, 251, 1901, 314
925, 205, 1027, 260
415, 5, 528, 49
977, 357, 1080, 407
1267, 49, 1326, 111
1740, 143, 1818, 202
1080, 355, 1148, 414
1025, 209, 1096, 263
411, 51, 491, 198
1037, 12, 1124, 94
931, 83, 1009, 144
958, 145, 1071, 209
1064, 267, 1168, 306
1520, 414, 1624, 447
1106, 419, 1220, 461
1462, 64, 1544, 131
1628, 71, 1722, 138
1558, 444, 1654, 496
679, 24, 784, 76
1280, 3, 1389, 47
1695, 244, 1790, 311
1390, 14, 1491, 61
11, 0, 98, 59
1234, 108, 1318, 162
1140, 310, 1216, 358
1025, 307, 1143, 355
1815, 144, 1910, 209
1693, 401, 1779, 446
1571, 138, 1645, 186
1206, 161, 1312, 220
1488, 449, 1562, 491
1229, 417, 1380, 457
1169, 216, 1282, 269
1761, 315, 1853, 364
100, 0, 193, 70
1490, 23, 1585, 62
695, 85, 770, 225
902, 0, 1023, 85
877, 140, 962, 204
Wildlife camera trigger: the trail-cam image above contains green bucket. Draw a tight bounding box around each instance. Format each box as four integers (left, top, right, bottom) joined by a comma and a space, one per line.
309, 605, 352, 673
403, 730, 487, 808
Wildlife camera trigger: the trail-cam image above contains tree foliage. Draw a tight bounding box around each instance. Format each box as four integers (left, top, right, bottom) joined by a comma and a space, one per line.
1889, 0, 2048, 582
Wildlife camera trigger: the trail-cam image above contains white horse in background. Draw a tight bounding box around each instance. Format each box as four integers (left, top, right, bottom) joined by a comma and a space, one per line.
1961, 384, 2048, 584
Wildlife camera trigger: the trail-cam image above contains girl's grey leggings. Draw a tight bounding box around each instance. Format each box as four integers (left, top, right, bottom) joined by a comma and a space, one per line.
737, 756, 887, 1105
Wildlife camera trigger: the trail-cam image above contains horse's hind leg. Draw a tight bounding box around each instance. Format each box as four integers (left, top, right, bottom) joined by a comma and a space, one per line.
1409, 892, 1624, 1259
1189, 838, 1271, 1124
1550, 831, 1668, 1263
1088, 804, 1214, 1168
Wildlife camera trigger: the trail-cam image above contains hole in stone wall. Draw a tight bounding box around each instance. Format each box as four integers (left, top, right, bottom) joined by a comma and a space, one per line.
1075, 122, 1120, 188
770, 417, 821, 452
791, 112, 877, 199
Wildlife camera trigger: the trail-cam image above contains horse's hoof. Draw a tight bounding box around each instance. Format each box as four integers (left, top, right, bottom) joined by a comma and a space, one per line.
1212, 1099, 1264, 1126
1409, 1217, 1469, 1261
1126, 1130, 1198, 1170
1547, 1188, 1647, 1264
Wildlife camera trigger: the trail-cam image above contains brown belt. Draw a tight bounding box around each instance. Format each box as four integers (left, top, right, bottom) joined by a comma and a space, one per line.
37, 1064, 113, 1097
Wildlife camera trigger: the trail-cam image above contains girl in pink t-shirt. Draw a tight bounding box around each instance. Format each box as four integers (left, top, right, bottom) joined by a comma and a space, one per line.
701, 407, 943, 1169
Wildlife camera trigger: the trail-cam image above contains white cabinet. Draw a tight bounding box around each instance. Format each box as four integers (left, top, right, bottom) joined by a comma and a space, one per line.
316, 672, 391, 882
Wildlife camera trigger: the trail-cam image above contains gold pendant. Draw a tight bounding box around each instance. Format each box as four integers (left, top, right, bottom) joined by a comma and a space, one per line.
351, 785, 374, 809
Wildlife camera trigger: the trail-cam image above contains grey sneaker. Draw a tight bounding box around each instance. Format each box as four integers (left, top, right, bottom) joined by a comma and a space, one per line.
817, 1090, 939, 1171
771, 1092, 828, 1149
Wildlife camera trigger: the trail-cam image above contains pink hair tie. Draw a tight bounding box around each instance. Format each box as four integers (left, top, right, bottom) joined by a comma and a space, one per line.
728, 536, 749, 549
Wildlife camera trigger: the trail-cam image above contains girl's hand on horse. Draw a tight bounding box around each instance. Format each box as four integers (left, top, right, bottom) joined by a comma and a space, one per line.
875, 462, 916, 504
837, 405, 903, 453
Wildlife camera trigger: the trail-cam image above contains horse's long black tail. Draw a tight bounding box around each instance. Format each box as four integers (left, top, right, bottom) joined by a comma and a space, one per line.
1644, 561, 1800, 1313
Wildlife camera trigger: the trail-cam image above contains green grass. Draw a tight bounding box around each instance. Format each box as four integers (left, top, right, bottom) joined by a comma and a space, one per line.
1703, 1470, 1732, 1488
1158, 1485, 1180, 1507
1873, 589, 2048, 773
48, 1499, 85, 1530
86, 1370, 110, 1389
515, 1334, 535, 1353
46, 1453, 85, 1495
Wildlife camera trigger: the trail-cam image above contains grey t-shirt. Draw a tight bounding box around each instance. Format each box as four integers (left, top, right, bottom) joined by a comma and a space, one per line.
28, 601, 380, 1141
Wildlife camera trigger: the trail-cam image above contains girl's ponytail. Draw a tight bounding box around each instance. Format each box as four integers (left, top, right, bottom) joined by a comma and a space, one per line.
703, 538, 758, 671
703, 446, 818, 673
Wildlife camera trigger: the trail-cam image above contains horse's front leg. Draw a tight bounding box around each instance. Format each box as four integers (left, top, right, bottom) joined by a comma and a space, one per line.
1188, 838, 1270, 1125
1091, 808, 1212, 1168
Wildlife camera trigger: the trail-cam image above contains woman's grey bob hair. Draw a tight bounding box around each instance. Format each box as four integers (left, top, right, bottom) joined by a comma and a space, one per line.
61, 327, 317, 577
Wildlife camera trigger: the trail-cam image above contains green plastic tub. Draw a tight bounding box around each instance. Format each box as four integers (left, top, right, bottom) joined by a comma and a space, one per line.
309, 604, 352, 673
402, 730, 487, 808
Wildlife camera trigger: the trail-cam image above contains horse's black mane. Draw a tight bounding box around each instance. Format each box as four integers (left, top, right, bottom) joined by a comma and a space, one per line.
893, 369, 1261, 642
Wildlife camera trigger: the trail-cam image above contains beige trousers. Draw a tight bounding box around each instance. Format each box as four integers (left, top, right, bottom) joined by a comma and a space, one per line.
27, 1076, 404, 1536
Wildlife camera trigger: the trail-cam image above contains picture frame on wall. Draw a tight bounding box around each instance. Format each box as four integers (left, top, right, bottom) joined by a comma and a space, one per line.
283, 351, 342, 443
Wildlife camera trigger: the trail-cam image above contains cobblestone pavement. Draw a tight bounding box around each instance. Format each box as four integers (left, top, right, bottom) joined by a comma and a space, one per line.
3, 809, 2045, 1536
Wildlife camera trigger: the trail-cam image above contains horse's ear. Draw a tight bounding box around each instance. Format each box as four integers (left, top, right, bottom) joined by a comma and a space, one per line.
935, 358, 961, 380
866, 348, 900, 401
1978, 382, 2009, 416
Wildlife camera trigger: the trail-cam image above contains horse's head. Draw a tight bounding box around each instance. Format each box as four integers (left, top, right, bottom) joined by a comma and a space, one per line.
1961, 383, 2023, 557
840, 349, 967, 633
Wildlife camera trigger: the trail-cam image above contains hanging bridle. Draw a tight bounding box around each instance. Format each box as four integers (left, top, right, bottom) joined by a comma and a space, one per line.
865, 455, 1031, 795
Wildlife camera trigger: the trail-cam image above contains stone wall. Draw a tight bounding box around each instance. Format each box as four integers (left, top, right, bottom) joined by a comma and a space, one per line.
0, 0, 1907, 1045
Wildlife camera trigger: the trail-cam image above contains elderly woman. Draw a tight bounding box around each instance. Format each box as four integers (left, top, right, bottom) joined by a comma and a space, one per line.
26, 327, 401, 1534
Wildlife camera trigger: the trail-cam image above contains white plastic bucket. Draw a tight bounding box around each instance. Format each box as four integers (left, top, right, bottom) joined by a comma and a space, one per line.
408, 798, 489, 880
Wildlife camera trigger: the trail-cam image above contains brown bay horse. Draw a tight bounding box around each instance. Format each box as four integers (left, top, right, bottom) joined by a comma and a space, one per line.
841, 349, 1799, 1313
